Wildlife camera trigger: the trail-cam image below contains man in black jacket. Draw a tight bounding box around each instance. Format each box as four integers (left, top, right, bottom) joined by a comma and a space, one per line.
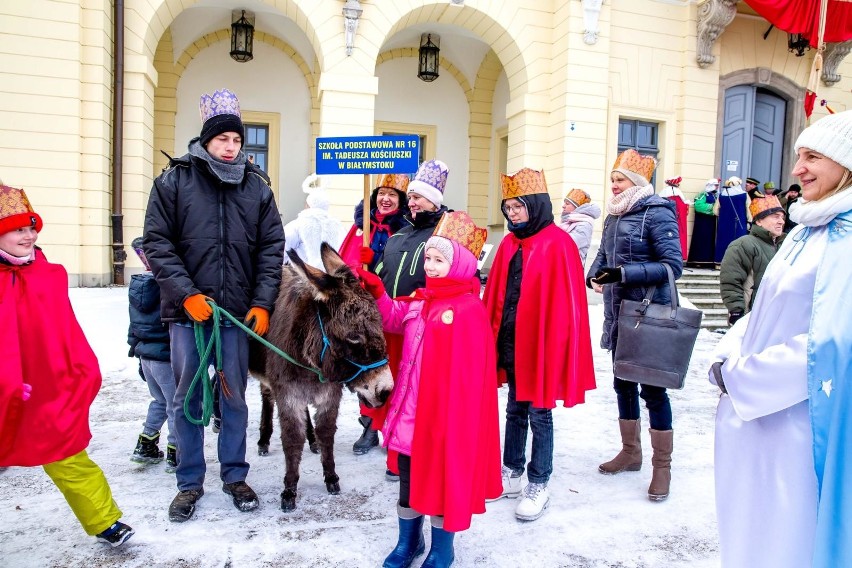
143, 88, 284, 523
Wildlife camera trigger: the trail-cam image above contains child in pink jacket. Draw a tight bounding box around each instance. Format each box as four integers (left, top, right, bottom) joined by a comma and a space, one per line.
358, 211, 501, 568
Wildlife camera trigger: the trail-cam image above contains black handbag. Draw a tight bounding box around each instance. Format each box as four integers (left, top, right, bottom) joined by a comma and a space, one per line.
613, 264, 703, 389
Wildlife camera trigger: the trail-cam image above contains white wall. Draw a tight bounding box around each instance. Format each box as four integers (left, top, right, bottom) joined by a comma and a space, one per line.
374, 57, 471, 212
175, 40, 312, 223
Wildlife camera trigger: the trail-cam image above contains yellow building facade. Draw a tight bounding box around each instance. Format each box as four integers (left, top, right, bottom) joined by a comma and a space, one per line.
1, 0, 850, 285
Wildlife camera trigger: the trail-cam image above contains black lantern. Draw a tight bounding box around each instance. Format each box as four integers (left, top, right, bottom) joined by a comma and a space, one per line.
418, 33, 440, 82
787, 33, 810, 57
230, 10, 254, 63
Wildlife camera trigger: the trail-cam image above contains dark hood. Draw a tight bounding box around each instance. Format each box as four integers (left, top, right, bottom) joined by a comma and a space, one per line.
503, 193, 554, 239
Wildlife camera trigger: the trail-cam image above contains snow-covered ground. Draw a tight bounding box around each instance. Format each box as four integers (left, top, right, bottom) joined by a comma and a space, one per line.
0, 287, 723, 567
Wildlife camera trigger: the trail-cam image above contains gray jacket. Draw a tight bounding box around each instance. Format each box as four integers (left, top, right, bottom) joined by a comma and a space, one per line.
559, 203, 601, 264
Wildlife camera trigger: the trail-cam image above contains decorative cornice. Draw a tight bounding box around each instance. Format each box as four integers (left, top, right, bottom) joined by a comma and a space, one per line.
582, 0, 604, 45
696, 0, 738, 68
822, 40, 852, 87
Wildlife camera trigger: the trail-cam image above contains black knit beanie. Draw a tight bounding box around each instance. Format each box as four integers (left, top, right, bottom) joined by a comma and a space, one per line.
199, 113, 245, 147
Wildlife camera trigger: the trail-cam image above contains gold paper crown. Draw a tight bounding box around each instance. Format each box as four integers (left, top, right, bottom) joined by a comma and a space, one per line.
564, 188, 591, 207
0, 185, 43, 234
612, 149, 656, 184
500, 168, 549, 200
432, 211, 488, 258
375, 173, 409, 194
748, 195, 784, 221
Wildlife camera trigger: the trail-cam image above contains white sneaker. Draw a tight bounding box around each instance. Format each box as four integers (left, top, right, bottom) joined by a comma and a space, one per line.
486, 465, 523, 502
515, 482, 549, 521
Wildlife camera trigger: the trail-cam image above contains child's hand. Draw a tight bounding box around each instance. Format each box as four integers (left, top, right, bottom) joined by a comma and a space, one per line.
356, 268, 385, 300
22, 383, 32, 401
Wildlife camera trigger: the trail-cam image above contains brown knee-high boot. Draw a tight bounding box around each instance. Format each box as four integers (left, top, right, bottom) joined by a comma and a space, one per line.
598, 419, 642, 474
648, 429, 673, 501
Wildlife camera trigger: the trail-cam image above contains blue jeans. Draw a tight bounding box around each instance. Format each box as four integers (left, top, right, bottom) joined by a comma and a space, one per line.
170, 323, 250, 491
503, 370, 553, 485
141, 358, 177, 447
612, 377, 672, 431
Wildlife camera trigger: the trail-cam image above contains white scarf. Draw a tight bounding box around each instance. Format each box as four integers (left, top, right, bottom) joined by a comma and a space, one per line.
607, 184, 655, 216
789, 185, 852, 227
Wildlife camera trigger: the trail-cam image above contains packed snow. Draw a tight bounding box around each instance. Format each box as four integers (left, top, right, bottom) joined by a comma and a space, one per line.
0, 287, 723, 567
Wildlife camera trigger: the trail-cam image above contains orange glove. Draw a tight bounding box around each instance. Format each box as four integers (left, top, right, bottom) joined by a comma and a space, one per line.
245, 307, 270, 336
357, 268, 385, 300
183, 294, 213, 322
359, 246, 375, 265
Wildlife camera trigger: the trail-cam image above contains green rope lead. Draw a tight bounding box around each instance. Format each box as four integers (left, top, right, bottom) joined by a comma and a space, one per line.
182, 300, 326, 426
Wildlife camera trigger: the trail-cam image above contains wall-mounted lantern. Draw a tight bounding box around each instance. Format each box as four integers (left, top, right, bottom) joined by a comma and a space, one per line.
230, 10, 254, 62
418, 33, 440, 82
788, 33, 811, 57
342, 0, 363, 56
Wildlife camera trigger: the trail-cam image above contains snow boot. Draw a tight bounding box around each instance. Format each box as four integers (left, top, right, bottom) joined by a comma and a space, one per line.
168, 488, 204, 522
165, 444, 177, 473
223, 481, 260, 512
485, 465, 522, 502
598, 419, 642, 474
421, 520, 455, 568
96, 521, 134, 547
353, 415, 379, 455
515, 482, 550, 521
648, 429, 673, 501
131, 432, 164, 464
382, 504, 425, 568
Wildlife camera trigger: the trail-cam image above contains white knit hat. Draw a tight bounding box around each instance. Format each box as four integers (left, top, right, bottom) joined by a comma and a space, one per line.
794, 110, 852, 171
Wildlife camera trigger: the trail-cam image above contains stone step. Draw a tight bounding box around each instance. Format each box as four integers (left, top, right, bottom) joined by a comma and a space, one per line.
701, 319, 729, 330
679, 278, 720, 287
680, 287, 720, 296
690, 298, 727, 310
700, 308, 728, 316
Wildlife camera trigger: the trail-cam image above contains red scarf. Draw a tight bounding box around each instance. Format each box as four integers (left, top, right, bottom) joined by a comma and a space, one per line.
369, 209, 397, 241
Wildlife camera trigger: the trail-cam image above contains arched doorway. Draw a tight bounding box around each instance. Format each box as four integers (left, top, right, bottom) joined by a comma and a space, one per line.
720, 86, 786, 187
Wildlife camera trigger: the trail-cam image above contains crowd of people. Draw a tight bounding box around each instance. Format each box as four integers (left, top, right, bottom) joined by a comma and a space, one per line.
1, 85, 850, 568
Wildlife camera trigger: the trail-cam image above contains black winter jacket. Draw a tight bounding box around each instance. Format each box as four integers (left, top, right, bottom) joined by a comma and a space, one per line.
127, 273, 170, 362
587, 195, 683, 350
143, 153, 285, 321
377, 206, 449, 297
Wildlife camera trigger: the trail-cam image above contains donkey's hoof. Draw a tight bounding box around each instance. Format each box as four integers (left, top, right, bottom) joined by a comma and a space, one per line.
280, 488, 297, 511
326, 481, 341, 495
308, 441, 320, 454
258, 444, 269, 456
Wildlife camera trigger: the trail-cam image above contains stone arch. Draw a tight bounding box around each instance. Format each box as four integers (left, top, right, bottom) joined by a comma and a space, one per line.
153, 29, 319, 174
366, 3, 530, 99
716, 68, 806, 190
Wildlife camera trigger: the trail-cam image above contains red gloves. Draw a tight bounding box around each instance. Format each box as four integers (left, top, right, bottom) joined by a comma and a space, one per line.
357, 268, 385, 300
245, 307, 270, 336
183, 294, 213, 322
359, 246, 375, 265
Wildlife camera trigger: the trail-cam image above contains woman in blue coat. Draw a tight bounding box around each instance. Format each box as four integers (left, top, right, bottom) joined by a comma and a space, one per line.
587, 149, 683, 502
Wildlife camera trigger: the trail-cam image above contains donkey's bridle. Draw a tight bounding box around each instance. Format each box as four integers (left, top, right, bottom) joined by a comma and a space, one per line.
315, 308, 388, 384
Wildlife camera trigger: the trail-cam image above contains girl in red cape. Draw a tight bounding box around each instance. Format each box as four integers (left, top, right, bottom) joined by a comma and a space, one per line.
0, 184, 134, 547
483, 168, 595, 522
358, 211, 501, 568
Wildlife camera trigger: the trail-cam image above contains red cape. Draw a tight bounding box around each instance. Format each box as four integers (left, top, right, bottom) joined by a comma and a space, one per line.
0, 250, 101, 466
665, 195, 689, 260
483, 224, 596, 409
337, 224, 362, 269
408, 278, 502, 532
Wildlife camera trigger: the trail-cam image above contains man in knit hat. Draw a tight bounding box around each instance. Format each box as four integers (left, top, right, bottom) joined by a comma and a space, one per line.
143, 88, 284, 522
719, 195, 786, 325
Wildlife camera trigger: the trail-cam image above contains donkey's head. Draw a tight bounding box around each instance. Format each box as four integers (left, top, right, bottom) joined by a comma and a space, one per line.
287, 243, 393, 407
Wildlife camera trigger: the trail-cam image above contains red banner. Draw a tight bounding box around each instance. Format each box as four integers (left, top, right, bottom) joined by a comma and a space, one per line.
744, 0, 852, 45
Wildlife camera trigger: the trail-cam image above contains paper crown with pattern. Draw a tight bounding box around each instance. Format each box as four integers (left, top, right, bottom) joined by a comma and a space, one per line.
612, 149, 657, 184
199, 89, 242, 123
500, 168, 548, 200
564, 188, 591, 207
0, 185, 43, 234
432, 210, 488, 258
375, 173, 410, 194
749, 195, 785, 222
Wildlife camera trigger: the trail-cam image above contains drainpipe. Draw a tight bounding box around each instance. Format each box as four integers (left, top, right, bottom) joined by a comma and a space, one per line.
110, 0, 126, 284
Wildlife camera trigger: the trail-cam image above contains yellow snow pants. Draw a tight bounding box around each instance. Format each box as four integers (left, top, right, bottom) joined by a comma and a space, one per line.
42, 450, 122, 536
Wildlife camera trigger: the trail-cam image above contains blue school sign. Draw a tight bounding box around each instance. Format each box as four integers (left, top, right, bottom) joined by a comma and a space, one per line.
315, 135, 420, 175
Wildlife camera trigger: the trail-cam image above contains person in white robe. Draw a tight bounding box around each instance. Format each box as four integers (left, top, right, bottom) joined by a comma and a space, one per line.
711, 110, 852, 568
283, 174, 343, 271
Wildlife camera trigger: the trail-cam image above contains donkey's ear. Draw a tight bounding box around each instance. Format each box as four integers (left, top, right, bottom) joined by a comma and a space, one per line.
287, 249, 335, 301
320, 242, 347, 274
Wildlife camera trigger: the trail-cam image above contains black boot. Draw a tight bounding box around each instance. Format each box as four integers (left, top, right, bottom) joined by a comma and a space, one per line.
168, 488, 204, 522
165, 444, 177, 473
353, 415, 379, 455
383, 505, 425, 568
131, 432, 164, 464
